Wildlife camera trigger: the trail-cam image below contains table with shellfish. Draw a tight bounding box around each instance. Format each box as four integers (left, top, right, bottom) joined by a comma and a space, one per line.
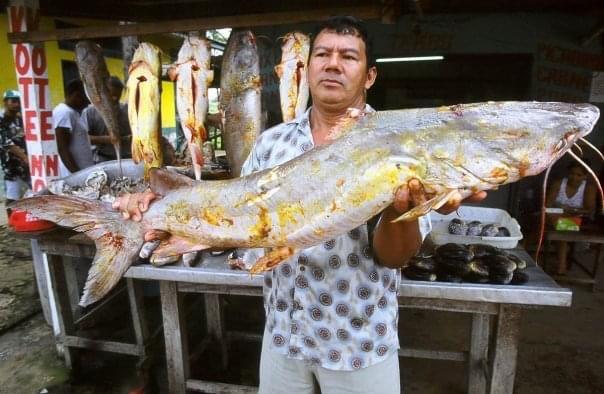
20, 162, 572, 394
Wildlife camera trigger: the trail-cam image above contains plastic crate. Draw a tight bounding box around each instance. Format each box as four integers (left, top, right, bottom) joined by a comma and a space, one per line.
429, 206, 523, 249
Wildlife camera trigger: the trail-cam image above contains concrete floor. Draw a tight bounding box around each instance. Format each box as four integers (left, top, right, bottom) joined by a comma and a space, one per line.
0, 226, 603, 393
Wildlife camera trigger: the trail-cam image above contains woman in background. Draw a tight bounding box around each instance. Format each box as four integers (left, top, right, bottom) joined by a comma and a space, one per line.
546, 161, 597, 275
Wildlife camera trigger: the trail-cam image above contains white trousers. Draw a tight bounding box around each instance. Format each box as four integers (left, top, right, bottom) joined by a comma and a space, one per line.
5, 178, 27, 200
259, 329, 401, 394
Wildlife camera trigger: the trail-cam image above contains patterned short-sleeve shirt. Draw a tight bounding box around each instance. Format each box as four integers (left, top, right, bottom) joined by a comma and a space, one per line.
0, 111, 29, 182
240, 106, 431, 371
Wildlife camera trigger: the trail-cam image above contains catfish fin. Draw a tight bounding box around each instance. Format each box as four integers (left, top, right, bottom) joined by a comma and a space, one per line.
10, 195, 145, 307
149, 167, 195, 195
249, 247, 295, 275
167, 64, 179, 81
274, 64, 283, 79
150, 236, 209, 266
206, 69, 214, 84
131, 139, 145, 164
391, 189, 459, 223
326, 108, 366, 141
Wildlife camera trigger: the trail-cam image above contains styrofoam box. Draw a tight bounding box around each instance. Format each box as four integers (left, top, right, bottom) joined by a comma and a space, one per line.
428, 206, 523, 249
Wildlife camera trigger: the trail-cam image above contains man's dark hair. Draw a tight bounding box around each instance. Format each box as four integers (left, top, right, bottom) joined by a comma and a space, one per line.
65, 79, 85, 97
108, 76, 124, 91
311, 15, 375, 68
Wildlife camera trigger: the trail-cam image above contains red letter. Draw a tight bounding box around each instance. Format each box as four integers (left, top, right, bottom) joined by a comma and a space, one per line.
14, 44, 30, 75
40, 111, 53, 141
8, 6, 25, 33
24, 110, 38, 141
18, 77, 32, 108
32, 179, 46, 192
29, 155, 43, 177
34, 78, 48, 108
31, 46, 46, 75
45, 155, 59, 176
26, 8, 40, 31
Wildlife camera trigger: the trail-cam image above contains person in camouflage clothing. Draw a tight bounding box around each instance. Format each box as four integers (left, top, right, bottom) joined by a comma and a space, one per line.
0, 90, 30, 205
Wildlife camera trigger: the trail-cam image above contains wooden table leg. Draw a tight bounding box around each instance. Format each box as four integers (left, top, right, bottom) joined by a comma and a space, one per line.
468, 313, 489, 394
489, 306, 521, 394
46, 254, 78, 369
127, 278, 150, 368
592, 244, 602, 292
204, 293, 229, 369
160, 281, 189, 394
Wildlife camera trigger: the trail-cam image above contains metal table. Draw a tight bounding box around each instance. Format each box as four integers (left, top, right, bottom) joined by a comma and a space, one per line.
123, 248, 571, 394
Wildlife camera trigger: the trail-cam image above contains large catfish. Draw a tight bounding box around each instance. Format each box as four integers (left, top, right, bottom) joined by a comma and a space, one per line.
127, 42, 163, 180
75, 41, 123, 171
168, 34, 214, 181
275, 32, 310, 122
220, 30, 262, 177
13, 102, 600, 306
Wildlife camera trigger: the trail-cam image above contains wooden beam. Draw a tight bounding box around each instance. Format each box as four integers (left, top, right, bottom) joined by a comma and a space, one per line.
7, 6, 382, 44
63, 335, 143, 355
581, 22, 604, 47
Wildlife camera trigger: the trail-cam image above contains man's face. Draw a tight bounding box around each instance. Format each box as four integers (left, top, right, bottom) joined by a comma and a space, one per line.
108, 85, 123, 103
308, 30, 376, 108
71, 91, 89, 111
4, 98, 20, 113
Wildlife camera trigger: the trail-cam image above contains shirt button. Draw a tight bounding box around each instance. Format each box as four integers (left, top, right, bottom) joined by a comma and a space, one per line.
300, 266, 305, 272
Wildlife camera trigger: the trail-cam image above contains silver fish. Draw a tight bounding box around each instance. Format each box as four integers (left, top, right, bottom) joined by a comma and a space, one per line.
12, 101, 600, 306
75, 41, 123, 173
220, 30, 262, 177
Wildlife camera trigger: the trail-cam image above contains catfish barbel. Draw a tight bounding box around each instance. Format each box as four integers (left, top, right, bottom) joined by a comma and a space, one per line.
12, 101, 600, 306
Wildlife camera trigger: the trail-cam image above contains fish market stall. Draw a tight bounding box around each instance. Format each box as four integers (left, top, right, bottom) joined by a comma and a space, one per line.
27, 229, 570, 394
7, 2, 601, 393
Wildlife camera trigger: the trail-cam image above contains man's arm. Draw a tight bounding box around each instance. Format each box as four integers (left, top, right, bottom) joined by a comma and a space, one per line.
373, 207, 422, 268
89, 135, 112, 145
7, 144, 28, 164
55, 127, 79, 173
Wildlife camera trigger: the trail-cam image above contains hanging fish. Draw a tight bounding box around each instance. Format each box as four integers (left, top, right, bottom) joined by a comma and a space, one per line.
168, 33, 213, 180
274, 32, 310, 122
220, 30, 262, 177
75, 41, 123, 174
127, 42, 163, 179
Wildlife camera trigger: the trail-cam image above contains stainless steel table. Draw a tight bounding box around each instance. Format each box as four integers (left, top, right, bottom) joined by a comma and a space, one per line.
124, 249, 571, 394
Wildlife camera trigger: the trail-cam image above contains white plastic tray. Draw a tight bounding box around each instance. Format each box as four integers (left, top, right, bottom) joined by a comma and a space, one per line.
428, 206, 523, 249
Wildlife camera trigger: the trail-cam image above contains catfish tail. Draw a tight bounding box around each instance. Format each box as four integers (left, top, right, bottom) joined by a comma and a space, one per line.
11, 195, 145, 307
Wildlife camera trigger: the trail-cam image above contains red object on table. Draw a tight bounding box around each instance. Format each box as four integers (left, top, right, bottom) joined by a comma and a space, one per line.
8, 209, 56, 232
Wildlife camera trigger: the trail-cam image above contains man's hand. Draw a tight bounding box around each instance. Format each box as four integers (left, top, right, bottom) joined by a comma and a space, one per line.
393, 179, 487, 215
112, 190, 158, 221
373, 179, 487, 268
113, 190, 171, 260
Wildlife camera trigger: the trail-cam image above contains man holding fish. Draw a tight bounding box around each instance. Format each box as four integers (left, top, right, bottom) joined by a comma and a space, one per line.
115, 16, 485, 393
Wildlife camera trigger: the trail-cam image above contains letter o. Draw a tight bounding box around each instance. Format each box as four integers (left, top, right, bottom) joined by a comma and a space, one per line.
15, 44, 30, 74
